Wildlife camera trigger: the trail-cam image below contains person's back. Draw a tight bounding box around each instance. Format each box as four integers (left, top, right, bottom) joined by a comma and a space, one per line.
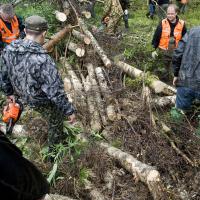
0, 132, 49, 200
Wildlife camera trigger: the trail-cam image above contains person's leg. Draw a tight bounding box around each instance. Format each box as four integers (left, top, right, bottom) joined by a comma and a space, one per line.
176, 87, 195, 111
123, 11, 129, 29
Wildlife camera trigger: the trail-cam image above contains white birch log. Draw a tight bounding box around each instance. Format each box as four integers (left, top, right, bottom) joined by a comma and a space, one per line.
68, 42, 85, 57
78, 17, 112, 68
86, 63, 108, 125
115, 60, 176, 95
99, 142, 165, 200
81, 75, 102, 131
152, 96, 176, 107
72, 29, 91, 45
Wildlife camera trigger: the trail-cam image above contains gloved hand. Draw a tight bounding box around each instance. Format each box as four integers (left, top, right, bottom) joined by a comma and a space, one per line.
151, 50, 158, 59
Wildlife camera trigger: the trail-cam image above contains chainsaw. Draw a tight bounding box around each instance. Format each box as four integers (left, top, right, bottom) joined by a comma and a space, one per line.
2, 100, 23, 135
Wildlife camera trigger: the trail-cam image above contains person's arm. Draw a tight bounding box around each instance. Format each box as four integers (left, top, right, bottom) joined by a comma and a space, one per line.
172, 32, 188, 77
41, 55, 75, 117
182, 22, 187, 37
152, 22, 162, 49
1, 53, 14, 96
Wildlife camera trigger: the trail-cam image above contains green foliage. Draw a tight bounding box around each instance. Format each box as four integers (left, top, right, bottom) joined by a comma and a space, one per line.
170, 107, 184, 123
79, 167, 90, 185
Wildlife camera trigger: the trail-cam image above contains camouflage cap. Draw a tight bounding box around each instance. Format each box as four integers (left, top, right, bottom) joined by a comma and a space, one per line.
25, 15, 48, 32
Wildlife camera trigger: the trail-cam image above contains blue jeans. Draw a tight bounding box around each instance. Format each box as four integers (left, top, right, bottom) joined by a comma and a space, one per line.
149, 3, 155, 15
176, 87, 200, 110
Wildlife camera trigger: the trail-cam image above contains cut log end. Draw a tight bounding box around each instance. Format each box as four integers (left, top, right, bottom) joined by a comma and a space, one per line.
76, 48, 85, 57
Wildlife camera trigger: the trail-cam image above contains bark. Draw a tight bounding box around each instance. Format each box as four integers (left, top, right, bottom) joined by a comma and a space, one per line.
152, 96, 176, 107
63, 1, 71, 16
68, 41, 85, 57
72, 29, 91, 45
86, 63, 108, 126
95, 67, 117, 121
99, 142, 166, 200
81, 75, 102, 131
43, 26, 72, 52
78, 17, 112, 67
115, 60, 176, 95
45, 194, 76, 200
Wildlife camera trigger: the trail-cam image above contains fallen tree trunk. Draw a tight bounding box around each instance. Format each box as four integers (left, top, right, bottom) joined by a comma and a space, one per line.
78, 17, 112, 68
72, 29, 91, 45
81, 75, 102, 131
95, 67, 117, 121
68, 41, 85, 57
86, 63, 108, 126
99, 142, 166, 200
43, 26, 72, 52
45, 194, 76, 200
152, 96, 176, 107
115, 60, 176, 95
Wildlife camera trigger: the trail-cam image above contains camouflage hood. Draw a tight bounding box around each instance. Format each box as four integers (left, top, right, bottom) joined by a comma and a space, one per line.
4, 39, 46, 55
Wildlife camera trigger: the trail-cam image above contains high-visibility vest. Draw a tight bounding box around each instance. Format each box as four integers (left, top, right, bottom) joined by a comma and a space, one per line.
159, 19, 184, 50
0, 15, 20, 44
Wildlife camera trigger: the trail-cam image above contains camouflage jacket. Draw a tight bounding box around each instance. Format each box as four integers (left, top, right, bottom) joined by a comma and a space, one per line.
1, 39, 75, 116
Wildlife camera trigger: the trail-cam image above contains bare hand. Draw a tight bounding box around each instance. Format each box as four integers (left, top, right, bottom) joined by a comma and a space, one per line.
7, 95, 15, 103
173, 77, 178, 86
68, 113, 76, 124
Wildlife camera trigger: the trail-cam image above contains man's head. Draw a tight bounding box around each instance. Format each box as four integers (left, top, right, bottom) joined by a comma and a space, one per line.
25, 15, 48, 44
0, 4, 15, 23
167, 4, 178, 23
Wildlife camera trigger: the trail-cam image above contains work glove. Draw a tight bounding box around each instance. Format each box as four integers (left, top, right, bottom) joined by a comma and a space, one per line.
151, 50, 158, 59
124, 9, 128, 15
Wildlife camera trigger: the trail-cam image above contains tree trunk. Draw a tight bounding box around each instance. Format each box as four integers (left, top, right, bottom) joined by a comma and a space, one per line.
99, 142, 166, 200
43, 26, 72, 52
72, 29, 91, 45
78, 17, 112, 68
115, 60, 176, 95
68, 41, 85, 57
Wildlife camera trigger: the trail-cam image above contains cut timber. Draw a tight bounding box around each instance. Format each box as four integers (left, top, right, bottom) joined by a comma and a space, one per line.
81, 75, 102, 131
115, 60, 176, 95
55, 11, 67, 22
95, 67, 117, 121
63, 77, 74, 103
99, 142, 166, 200
68, 42, 85, 57
78, 17, 112, 67
82, 11, 92, 19
86, 63, 108, 126
43, 26, 72, 52
152, 96, 176, 107
45, 194, 76, 200
72, 29, 91, 45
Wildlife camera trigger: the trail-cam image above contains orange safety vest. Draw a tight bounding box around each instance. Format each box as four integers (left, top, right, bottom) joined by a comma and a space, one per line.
0, 15, 20, 44
159, 19, 184, 50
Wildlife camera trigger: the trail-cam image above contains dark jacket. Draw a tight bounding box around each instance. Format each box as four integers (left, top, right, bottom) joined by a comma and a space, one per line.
0, 132, 49, 200
0, 15, 25, 50
1, 39, 74, 116
157, 0, 169, 5
172, 27, 200, 90
119, 0, 130, 10
152, 17, 187, 49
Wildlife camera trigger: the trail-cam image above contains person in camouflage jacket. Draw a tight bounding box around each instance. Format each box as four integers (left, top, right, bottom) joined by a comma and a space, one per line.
1, 16, 75, 153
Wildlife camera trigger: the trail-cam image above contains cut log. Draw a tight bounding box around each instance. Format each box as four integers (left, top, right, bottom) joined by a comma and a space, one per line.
81, 75, 102, 131
115, 60, 176, 95
78, 17, 112, 67
43, 26, 72, 52
152, 96, 176, 107
81, 10, 92, 19
68, 42, 85, 57
55, 11, 67, 22
45, 194, 77, 200
72, 29, 91, 45
99, 142, 166, 200
86, 63, 108, 126
63, 77, 74, 103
